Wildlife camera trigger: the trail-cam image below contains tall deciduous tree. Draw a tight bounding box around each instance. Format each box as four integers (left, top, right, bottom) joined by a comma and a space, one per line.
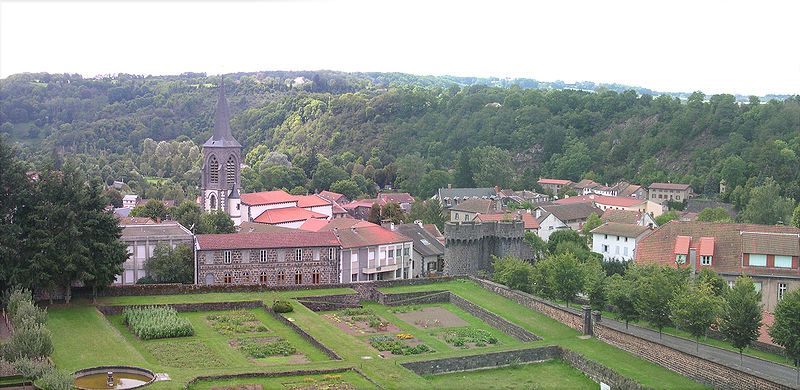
144, 243, 194, 284
129, 199, 168, 220
81, 180, 128, 302
453, 150, 475, 188
670, 282, 723, 351
696, 207, 732, 222
791, 204, 800, 228
720, 275, 763, 366
741, 177, 795, 225
200, 210, 235, 234
408, 200, 444, 230
171, 200, 202, 232
768, 288, 800, 384
367, 203, 382, 225
607, 273, 639, 329
536, 252, 585, 306
581, 213, 603, 243
492, 255, 535, 293
471, 146, 514, 188
633, 265, 681, 337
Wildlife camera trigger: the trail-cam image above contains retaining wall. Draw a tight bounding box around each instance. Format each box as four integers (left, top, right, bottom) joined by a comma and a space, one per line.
449, 293, 540, 342
262, 306, 341, 360
183, 368, 381, 390
294, 294, 361, 312
96, 300, 263, 315
376, 290, 450, 306
401, 346, 561, 376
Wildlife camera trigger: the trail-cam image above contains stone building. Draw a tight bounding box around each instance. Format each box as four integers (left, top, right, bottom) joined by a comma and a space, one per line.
443, 220, 525, 276
195, 231, 340, 286
118, 218, 193, 284
201, 80, 242, 224
647, 182, 694, 204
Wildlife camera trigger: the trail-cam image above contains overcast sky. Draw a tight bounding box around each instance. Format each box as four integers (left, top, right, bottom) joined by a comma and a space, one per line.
1, 0, 799, 96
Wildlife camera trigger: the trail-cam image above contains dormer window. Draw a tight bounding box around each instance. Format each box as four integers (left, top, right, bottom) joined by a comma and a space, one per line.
700, 255, 712, 265
675, 254, 686, 265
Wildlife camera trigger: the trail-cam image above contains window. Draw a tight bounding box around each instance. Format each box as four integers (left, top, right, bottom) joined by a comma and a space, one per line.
624, 237, 628, 242
454, 213, 459, 220
224, 250, 232, 264
775, 255, 793, 268
277, 271, 286, 284
675, 254, 686, 265
226, 155, 236, 186
223, 272, 232, 284
351, 273, 358, 282
602, 244, 609, 253
753, 282, 762, 294
259, 271, 268, 284
388, 249, 394, 258
314, 249, 320, 261
260, 250, 267, 263
749, 254, 767, 267
623, 247, 628, 256
604, 234, 608, 240
727, 280, 735, 289
701, 255, 712, 265
368, 248, 375, 260
395, 269, 402, 278
403, 247, 410, 256
616, 235, 619, 241
329, 248, 336, 259
243, 271, 251, 283
312, 270, 320, 284
778, 283, 787, 300
209, 155, 219, 184
295, 248, 303, 260
295, 271, 302, 285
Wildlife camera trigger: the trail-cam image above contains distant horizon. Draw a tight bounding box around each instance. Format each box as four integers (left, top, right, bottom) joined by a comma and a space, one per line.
3, 68, 796, 99
2, 1, 799, 96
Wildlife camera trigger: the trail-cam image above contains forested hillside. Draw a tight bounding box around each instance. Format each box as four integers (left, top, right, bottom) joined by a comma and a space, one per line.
1, 70, 799, 222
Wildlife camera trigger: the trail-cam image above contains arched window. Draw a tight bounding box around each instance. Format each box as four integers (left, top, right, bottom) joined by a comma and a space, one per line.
294, 270, 302, 285
223, 272, 232, 284
259, 271, 268, 284
312, 270, 321, 284
226, 155, 236, 187
209, 155, 219, 184
205, 273, 215, 285
277, 270, 285, 284
209, 194, 217, 210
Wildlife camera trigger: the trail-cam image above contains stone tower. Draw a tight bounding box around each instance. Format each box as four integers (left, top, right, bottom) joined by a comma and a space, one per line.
443, 221, 525, 276
201, 79, 242, 223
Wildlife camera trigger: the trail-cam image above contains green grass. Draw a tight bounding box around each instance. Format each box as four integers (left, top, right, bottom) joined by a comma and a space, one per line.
189, 370, 378, 390
46, 281, 709, 389
425, 359, 596, 389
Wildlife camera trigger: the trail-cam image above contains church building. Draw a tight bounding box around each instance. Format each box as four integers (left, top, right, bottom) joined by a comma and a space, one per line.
201, 81, 242, 225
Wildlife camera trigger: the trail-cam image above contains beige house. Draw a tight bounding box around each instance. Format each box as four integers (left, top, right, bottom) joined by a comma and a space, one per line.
449, 198, 498, 223
648, 183, 694, 203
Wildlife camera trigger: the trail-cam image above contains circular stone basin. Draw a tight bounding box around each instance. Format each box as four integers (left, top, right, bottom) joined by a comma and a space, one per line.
73, 366, 156, 390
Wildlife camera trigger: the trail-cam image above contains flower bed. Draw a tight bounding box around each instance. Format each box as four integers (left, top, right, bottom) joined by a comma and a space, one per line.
236, 337, 297, 358
123, 306, 194, 340
207, 310, 268, 335
442, 327, 498, 347
368, 335, 433, 355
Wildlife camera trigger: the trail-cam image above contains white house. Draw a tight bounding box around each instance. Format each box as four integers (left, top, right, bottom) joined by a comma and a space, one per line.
591, 222, 652, 261
533, 208, 569, 241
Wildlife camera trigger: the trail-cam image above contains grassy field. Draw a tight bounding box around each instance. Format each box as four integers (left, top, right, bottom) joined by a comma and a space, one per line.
189, 370, 379, 390
425, 360, 597, 389
45, 280, 708, 389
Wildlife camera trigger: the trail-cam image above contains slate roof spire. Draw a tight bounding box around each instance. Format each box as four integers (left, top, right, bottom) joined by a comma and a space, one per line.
204, 76, 241, 148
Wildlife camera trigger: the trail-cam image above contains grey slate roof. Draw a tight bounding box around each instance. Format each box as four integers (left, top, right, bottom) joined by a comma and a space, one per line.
120, 221, 193, 241
394, 223, 445, 257
450, 198, 495, 214
203, 80, 242, 148
540, 203, 602, 222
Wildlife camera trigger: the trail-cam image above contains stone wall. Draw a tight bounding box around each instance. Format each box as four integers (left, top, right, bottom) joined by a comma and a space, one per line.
376, 290, 450, 306
183, 368, 380, 390
294, 294, 361, 312
96, 300, 263, 315
560, 349, 644, 390
449, 293, 540, 342
401, 346, 561, 376
262, 306, 341, 361
444, 221, 525, 276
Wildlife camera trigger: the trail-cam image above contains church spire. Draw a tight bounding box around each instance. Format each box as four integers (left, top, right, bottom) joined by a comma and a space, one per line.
204, 76, 241, 147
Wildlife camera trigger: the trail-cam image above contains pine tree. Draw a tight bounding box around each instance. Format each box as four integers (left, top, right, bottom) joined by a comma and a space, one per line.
0, 137, 34, 291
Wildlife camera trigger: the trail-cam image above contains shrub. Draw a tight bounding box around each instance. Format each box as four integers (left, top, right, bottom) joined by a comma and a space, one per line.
1, 324, 53, 361
35, 368, 73, 390
3, 287, 33, 316
237, 337, 296, 358
12, 357, 51, 379
368, 336, 433, 355
11, 301, 47, 329
122, 306, 194, 340
272, 301, 293, 313
442, 327, 498, 347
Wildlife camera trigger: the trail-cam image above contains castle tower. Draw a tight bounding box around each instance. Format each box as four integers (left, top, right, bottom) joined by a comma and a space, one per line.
201, 79, 242, 220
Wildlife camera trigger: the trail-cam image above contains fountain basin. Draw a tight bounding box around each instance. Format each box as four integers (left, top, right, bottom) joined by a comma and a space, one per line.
73, 366, 155, 390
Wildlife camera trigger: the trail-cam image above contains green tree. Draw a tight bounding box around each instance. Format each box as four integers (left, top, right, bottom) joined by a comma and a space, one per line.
581, 213, 603, 243
537, 252, 585, 306
719, 155, 747, 190
144, 243, 194, 284
367, 203, 382, 225
740, 177, 796, 225
769, 287, 800, 384
81, 181, 128, 302
633, 265, 681, 337
697, 268, 727, 297
471, 146, 514, 188
417, 170, 452, 199
0, 137, 33, 291
330, 179, 362, 201
791, 203, 800, 228
670, 282, 723, 351
546, 229, 587, 255
607, 274, 639, 329
381, 202, 405, 224
311, 159, 348, 191
584, 258, 607, 310
129, 199, 168, 220
696, 207, 732, 222
719, 275, 763, 366
408, 200, 445, 230
523, 231, 547, 260
171, 200, 202, 232
103, 188, 124, 208
655, 210, 680, 225
544, 138, 592, 181
200, 210, 235, 234
492, 256, 535, 293
454, 150, 475, 188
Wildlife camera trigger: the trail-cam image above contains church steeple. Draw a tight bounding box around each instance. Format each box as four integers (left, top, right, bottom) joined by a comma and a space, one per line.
204, 78, 241, 148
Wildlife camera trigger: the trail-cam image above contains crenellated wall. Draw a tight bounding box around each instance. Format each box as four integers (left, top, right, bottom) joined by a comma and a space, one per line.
444, 221, 525, 276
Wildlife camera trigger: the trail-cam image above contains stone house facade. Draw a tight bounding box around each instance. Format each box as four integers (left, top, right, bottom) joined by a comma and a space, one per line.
195, 231, 340, 286
647, 182, 694, 203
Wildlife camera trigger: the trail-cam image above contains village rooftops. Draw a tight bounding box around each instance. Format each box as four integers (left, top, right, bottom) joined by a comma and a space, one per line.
539, 203, 603, 222
450, 198, 496, 214
332, 225, 411, 249
252, 207, 328, 224
120, 220, 193, 241
317, 218, 378, 231
238, 221, 297, 233
240, 190, 299, 206
601, 209, 643, 224
378, 192, 415, 204
394, 223, 445, 257
554, 194, 644, 208
591, 222, 652, 238
295, 194, 332, 208
319, 190, 347, 203
537, 178, 573, 185
196, 231, 340, 250
475, 211, 541, 230
648, 182, 692, 190
437, 187, 499, 201
298, 218, 331, 232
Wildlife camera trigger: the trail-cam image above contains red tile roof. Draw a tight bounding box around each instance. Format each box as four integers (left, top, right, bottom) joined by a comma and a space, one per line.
241, 190, 299, 206
649, 182, 692, 190
333, 225, 411, 248
253, 207, 328, 224
674, 236, 691, 254
317, 218, 378, 231
636, 221, 800, 276
379, 192, 414, 204
332, 204, 348, 214
342, 198, 380, 210
295, 194, 331, 208
538, 178, 573, 185
196, 231, 340, 250
555, 194, 644, 208
319, 190, 345, 202
698, 237, 715, 256
298, 218, 331, 232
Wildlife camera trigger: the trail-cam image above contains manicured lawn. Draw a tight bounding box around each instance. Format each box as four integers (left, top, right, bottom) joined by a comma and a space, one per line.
425, 359, 596, 389
46, 280, 709, 389
189, 370, 378, 390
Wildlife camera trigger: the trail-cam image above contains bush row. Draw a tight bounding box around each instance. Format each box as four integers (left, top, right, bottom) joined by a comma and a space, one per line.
122, 306, 194, 340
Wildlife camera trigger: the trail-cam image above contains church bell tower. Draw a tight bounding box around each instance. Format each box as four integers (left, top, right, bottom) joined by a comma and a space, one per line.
201, 78, 242, 223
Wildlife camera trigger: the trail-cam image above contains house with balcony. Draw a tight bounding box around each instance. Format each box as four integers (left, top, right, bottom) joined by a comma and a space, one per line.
635, 221, 799, 311
325, 221, 413, 282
